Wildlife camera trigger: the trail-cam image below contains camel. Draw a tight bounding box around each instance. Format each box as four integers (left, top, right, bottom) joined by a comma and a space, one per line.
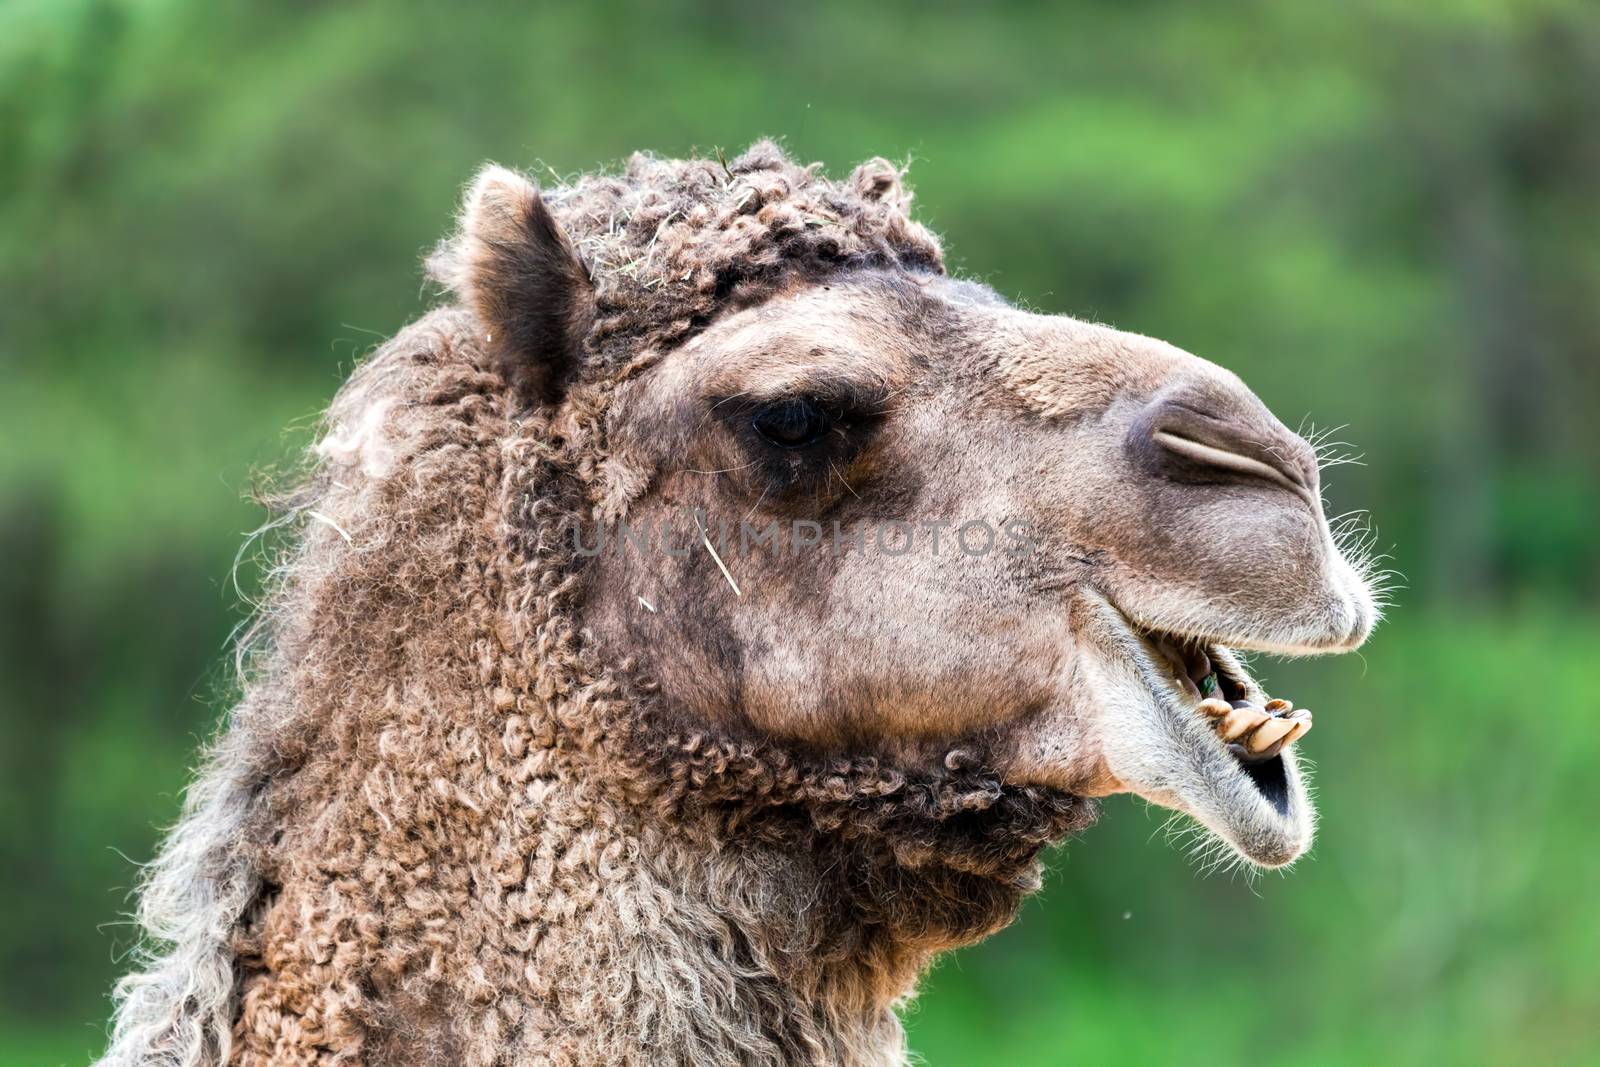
98, 142, 1379, 1066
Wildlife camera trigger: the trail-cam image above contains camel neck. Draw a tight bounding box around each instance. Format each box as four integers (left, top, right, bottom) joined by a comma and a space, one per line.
493, 787, 921, 1065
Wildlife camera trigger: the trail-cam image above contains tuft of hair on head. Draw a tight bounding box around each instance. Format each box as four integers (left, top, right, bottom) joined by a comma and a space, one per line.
847, 156, 915, 214
428, 164, 596, 407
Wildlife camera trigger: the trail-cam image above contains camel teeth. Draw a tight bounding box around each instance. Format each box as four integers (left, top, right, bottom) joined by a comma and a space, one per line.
1281, 710, 1313, 746
1264, 698, 1293, 715
1197, 697, 1232, 719
1245, 717, 1293, 755
1219, 705, 1267, 742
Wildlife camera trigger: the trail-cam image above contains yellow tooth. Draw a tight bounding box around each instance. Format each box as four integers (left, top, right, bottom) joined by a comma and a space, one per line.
1282, 710, 1313, 746
1246, 717, 1293, 754
1220, 706, 1266, 741
1197, 698, 1232, 718
1264, 698, 1293, 715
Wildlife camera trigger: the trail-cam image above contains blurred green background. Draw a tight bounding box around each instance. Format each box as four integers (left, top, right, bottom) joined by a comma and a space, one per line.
3, 1, 1597, 1064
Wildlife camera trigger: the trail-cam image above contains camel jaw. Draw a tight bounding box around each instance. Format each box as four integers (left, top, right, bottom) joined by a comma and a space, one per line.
1086, 601, 1318, 869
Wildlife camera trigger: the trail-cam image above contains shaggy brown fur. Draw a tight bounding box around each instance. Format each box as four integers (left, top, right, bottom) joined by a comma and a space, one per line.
101, 144, 1097, 1067
102, 140, 1378, 1066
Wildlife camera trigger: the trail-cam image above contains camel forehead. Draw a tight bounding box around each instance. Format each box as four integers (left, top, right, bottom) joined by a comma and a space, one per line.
660, 270, 1237, 419
666, 273, 940, 393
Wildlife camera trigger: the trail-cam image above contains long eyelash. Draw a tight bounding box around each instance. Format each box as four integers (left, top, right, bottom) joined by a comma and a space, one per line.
704, 381, 890, 507
699, 389, 755, 434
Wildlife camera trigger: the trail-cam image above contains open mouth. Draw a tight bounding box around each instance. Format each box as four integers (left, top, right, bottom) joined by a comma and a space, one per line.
1094, 607, 1320, 868
1145, 632, 1312, 817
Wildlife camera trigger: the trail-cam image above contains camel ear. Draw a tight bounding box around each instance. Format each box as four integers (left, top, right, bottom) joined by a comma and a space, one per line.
437, 165, 594, 406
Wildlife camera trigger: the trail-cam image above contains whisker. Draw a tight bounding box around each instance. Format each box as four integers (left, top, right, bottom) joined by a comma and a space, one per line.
743, 481, 773, 522
677, 460, 756, 476
830, 461, 860, 499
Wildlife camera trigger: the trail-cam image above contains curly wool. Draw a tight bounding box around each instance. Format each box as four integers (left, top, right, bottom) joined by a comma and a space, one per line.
429, 139, 946, 381
99, 143, 1095, 1067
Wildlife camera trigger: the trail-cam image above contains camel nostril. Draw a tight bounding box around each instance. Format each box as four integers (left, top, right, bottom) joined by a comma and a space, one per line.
1131, 387, 1319, 501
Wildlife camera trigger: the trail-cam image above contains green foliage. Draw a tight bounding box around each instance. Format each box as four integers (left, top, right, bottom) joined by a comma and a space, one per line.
2, 1, 1596, 1063
909, 612, 1600, 1065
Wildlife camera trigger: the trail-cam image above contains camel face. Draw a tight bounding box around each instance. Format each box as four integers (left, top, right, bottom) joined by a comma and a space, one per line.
591, 269, 1378, 868
102, 147, 1385, 1066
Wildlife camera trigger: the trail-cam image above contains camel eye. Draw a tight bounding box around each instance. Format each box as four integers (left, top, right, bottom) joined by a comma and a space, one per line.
752, 398, 831, 448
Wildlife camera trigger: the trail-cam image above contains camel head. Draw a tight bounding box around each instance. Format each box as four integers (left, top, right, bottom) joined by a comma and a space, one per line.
444, 147, 1379, 873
